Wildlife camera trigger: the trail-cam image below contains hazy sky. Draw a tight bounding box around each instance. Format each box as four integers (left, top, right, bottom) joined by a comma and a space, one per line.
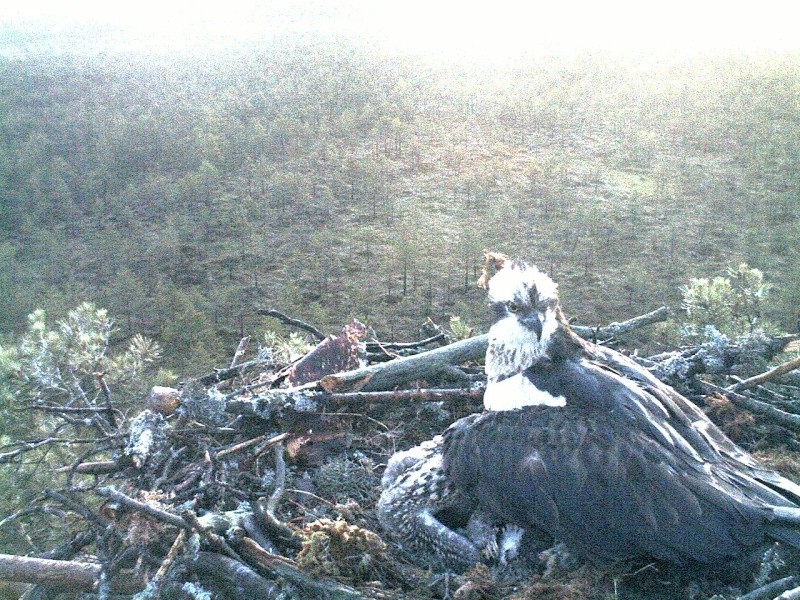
1, 0, 799, 58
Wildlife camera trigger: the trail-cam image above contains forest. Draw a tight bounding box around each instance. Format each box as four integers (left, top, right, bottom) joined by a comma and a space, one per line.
0, 39, 799, 374
1, 28, 800, 600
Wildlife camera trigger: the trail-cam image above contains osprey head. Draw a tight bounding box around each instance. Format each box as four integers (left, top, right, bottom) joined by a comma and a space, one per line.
485, 261, 560, 381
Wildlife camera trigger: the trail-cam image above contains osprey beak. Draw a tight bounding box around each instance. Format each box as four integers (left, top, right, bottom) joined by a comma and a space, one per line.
521, 312, 543, 340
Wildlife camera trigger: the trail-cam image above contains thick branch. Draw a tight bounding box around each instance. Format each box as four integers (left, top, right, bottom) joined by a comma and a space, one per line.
318, 307, 668, 393
324, 386, 483, 403
737, 576, 799, 600
240, 538, 363, 599
0, 554, 100, 589
186, 551, 281, 599
571, 306, 669, 340
56, 460, 120, 474
702, 382, 800, 431
727, 355, 800, 393
320, 335, 488, 392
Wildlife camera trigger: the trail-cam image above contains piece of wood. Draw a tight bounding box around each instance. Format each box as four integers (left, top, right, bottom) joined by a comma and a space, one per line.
186, 551, 281, 599
96, 487, 191, 530
240, 537, 364, 600
319, 334, 488, 392
776, 584, 800, 600
0, 554, 100, 589
256, 309, 326, 341
571, 306, 669, 340
56, 460, 119, 474
727, 355, 800, 393
323, 386, 484, 403
230, 336, 250, 368
702, 382, 800, 431
737, 576, 798, 600
318, 307, 670, 393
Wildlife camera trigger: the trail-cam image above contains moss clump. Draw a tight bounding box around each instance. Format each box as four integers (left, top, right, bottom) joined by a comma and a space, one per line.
296, 518, 387, 583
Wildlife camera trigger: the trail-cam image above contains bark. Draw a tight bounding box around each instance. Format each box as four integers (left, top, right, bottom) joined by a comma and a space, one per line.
256, 308, 326, 340
0, 554, 100, 590
320, 334, 487, 392
727, 355, 800, 393
571, 306, 669, 340
186, 551, 281, 599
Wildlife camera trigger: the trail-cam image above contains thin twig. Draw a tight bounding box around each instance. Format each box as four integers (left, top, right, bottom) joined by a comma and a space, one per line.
216, 435, 268, 459
44, 488, 109, 529
366, 333, 446, 352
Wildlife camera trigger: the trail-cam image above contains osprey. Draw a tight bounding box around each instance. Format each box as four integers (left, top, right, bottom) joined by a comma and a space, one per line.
378, 259, 800, 569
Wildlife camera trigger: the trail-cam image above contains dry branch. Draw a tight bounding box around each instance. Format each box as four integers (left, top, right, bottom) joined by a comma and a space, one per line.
0, 554, 100, 590
96, 487, 191, 530
702, 382, 800, 432
230, 336, 250, 368
571, 306, 669, 340
55, 460, 119, 474
320, 334, 487, 393
318, 306, 668, 393
366, 332, 446, 352
185, 551, 281, 599
737, 576, 799, 600
256, 308, 326, 340
323, 386, 484, 403
197, 357, 274, 386
240, 537, 364, 600
727, 355, 800, 393
777, 587, 800, 600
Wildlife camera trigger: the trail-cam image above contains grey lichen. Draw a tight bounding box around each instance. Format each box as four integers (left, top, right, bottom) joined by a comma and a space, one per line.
181, 582, 214, 600
125, 409, 168, 469
181, 385, 227, 426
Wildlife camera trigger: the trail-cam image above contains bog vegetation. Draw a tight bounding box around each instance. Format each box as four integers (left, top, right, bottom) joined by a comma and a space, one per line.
0, 42, 799, 376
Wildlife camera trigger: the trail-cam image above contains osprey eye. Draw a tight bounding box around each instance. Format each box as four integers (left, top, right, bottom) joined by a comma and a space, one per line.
507, 302, 521, 313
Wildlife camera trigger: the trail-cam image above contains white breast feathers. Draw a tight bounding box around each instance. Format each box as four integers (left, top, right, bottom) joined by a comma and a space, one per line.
483, 373, 566, 411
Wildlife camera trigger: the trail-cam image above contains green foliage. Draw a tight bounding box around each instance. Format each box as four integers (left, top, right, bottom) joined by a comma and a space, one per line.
681, 264, 774, 338
1, 47, 799, 373
447, 315, 476, 341
17, 303, 161, 404
0, 305, 161, 553
261, 330, 316, 363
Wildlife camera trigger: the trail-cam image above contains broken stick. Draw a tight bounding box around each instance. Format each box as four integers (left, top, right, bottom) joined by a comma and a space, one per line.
727, 355, 800, 393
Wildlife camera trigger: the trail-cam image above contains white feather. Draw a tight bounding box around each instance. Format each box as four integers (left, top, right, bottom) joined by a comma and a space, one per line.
487, 263, 558, 305
483, 372, 566, 410
485, 307, 559, 380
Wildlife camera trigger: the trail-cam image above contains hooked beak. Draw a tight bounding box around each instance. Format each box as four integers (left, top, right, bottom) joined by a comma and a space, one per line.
520, 312, 543, 340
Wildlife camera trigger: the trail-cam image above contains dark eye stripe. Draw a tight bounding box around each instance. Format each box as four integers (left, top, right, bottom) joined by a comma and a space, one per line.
490, 302, 507, 321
